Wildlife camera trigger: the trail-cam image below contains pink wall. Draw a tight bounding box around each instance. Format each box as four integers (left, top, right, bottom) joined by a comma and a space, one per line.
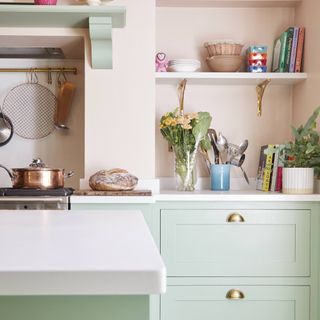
293, 0, 320, 126
156, 7, 295, 179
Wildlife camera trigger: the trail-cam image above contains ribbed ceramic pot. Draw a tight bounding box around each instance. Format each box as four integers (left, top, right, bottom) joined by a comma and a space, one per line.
282, 167, 314, 194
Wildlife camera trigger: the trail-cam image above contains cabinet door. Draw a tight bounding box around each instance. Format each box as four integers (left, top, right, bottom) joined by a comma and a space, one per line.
161, 209, 310, 276
161, 285, 309, 320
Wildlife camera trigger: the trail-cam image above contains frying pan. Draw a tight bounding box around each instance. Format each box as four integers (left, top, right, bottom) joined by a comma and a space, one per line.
0, 113, 13, 146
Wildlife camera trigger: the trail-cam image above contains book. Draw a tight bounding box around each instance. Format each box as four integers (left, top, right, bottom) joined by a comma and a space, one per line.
272, 32, 288, 72
284, 27, 294, 72
256, 145, 276, 191
295, 27, 305, 72
256, 145, 268, 191
289, 27, 299, 72
270, 145, 280, 191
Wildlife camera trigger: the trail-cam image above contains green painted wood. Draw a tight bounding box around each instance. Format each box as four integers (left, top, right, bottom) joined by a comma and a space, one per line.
89, 17, 112, 69
0, 5, 126, 28
0, 295, 148, 320
0, 5, 126, 69
161, 209, 310, 277
161, 285, 309, 320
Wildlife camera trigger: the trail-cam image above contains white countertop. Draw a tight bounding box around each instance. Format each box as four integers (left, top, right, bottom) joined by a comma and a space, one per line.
0, 210, 166, 295
70, 190, 320, 203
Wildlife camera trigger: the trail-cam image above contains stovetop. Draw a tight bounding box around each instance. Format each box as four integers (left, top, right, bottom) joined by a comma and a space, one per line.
0, 188, 74, 197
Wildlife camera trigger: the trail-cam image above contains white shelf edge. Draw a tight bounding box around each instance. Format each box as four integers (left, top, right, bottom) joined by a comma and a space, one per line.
156, 0, 301, 8
155, 72, 308, 85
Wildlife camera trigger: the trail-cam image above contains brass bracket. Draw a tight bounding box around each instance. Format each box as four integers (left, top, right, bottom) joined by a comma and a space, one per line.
256, 79, 271, 117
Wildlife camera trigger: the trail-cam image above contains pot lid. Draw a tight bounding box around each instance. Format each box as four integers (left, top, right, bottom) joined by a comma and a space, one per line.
13, 158, 62, 171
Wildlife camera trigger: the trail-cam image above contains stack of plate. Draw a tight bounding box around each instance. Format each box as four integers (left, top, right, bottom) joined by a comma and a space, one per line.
167, 59, 200, 72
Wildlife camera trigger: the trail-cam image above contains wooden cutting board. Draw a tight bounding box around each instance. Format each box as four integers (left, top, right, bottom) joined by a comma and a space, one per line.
73, 189, 152, 196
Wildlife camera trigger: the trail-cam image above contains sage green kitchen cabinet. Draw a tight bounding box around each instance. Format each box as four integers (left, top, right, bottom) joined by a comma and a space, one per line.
161, 209, 310, 277
156, 201, 320, 320
0, 296, 148, 320
71, 200, 320, 320
162, 286, 309, 320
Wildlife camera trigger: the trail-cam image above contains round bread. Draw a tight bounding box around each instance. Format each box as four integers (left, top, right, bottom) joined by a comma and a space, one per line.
89, 168, 138, 191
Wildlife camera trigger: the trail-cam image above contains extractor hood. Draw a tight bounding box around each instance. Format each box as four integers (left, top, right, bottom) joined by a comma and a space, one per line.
0, 47, 65, 59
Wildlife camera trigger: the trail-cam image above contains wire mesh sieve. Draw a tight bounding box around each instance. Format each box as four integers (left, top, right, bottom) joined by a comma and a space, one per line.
2, 78, 57, 140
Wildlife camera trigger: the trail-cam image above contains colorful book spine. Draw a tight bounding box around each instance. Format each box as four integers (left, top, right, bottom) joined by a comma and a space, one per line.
256, 145, 267, 191
275, 167, 283, 192
289, 27, 299, 72
275, 145, 285, 192
270, 145, 280, 192
262, 145, 275, 192
272, 32, 288, 72
295, 27, 305, 72
284, 27, 294, 72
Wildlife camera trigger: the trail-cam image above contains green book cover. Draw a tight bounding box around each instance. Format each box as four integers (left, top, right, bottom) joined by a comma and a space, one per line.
284, 27, 294, 72
272, 31, 288, 72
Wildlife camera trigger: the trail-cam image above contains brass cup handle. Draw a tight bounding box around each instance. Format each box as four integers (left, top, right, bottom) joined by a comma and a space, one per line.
226, 289, 245, 300
227, 213, 245, 223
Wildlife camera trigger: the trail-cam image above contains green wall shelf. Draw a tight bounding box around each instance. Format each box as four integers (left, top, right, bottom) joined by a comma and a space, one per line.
0, 5, 126, 69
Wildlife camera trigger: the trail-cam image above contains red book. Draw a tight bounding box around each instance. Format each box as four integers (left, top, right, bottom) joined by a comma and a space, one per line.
295, 27, 305, 72
275, 166, 283, 192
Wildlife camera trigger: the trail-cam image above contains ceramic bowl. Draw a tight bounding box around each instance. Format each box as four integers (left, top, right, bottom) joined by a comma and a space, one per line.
206, 55, 243, 72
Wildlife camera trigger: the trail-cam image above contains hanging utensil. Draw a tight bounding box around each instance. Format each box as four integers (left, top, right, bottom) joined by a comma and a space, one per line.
55, 69, 76, 130
2, 69, 57, 139
0, 112, 13, 146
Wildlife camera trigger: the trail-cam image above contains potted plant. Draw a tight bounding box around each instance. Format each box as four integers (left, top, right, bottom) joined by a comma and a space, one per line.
281, 106, 320, 194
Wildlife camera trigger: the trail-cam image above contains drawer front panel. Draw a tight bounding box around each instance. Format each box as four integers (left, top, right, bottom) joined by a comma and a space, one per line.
161, 209, 310, 276
161, 285, 309, 320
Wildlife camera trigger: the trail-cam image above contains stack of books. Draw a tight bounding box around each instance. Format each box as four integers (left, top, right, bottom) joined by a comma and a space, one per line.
256, 145, 284, 192
272, 27, 305, 73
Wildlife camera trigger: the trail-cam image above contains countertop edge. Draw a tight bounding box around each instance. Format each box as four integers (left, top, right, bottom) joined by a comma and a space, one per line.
70, 192, 320, 203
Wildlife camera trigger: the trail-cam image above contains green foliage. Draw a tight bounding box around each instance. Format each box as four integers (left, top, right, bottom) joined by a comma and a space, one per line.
281, 106, 320, 175
160, 110, 212, 152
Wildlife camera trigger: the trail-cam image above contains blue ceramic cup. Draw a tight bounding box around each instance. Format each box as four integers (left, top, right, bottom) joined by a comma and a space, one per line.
210, 164, 231, 191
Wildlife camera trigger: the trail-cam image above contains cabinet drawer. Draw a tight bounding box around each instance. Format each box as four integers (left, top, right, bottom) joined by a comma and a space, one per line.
161, 285, 309, 320
161, 209, 310, 276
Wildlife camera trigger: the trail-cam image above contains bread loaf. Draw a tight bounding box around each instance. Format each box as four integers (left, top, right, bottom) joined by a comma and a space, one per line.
89, 168, 138, 191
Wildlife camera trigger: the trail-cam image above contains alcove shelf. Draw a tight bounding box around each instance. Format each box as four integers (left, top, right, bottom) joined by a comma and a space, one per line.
155, 72, 307, 85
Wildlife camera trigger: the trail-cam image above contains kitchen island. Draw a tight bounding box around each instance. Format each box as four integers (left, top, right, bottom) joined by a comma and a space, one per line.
0, 210, 166, 320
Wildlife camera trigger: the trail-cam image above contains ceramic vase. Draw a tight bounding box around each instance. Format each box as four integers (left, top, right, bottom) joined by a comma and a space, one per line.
282, 167, 314, 194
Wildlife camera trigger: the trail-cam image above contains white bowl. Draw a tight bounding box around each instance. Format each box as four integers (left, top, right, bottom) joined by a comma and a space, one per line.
167, 64, 200, 72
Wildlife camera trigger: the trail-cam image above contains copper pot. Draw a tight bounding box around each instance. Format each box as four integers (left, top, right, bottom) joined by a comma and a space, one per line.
0, 158, 74, 189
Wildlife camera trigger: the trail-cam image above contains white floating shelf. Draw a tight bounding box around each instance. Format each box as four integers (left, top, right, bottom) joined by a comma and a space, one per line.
156, 0, 301, 8
155, 72, 307, 85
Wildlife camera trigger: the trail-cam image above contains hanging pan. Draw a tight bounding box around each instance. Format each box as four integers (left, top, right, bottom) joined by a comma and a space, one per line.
0, 112, 13, 146
2, 70, 57, 140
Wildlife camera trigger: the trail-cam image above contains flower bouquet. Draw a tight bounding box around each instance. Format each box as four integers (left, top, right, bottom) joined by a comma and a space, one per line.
160, 81, 212, 191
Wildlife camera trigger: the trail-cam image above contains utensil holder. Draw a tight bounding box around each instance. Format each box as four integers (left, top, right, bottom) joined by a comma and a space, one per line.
210, 164, 230, 191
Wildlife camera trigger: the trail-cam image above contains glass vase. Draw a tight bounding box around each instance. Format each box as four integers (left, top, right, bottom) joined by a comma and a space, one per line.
173, 145, 197, 191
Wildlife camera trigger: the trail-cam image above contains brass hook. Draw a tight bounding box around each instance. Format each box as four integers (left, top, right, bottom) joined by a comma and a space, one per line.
178, 79, 187, 116
47, 68, 52, 84
256, 79, 271, 117
57, 69, 67, 87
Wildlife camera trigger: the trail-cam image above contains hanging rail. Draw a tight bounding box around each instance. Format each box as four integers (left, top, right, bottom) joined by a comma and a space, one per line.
0, 67, 77, 74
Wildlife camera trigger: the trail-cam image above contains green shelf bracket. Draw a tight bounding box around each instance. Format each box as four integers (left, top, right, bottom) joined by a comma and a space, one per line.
89, 16, 113, 69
